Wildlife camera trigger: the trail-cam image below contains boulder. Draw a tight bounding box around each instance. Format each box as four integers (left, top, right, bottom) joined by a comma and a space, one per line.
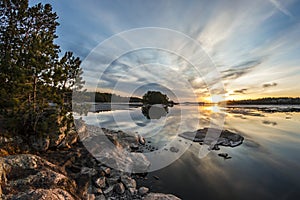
144, 193, 181, 200
138, 187, 149, 195
80, 167, 97, 176
106, 176, 120, 186
121, 175, 136, 189
114, 183, 125, 194
101, 166, 111, 176
103, 186, 114, 196
128, 188, 137, 195
95, 177, 106, 189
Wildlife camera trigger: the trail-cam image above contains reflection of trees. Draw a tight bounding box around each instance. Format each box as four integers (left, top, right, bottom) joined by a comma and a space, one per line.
142, 105, 169, 119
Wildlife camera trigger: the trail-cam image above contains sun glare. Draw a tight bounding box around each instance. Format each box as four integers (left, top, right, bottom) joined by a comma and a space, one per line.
206, 94, 226, 103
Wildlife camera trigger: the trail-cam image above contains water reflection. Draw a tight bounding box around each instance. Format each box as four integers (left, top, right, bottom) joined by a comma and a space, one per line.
81, 104, 300, 199
135, 105, 300, 200
141, 105, 169, 119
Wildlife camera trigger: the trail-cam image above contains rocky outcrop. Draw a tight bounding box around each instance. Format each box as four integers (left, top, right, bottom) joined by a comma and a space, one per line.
0, 120, 181, 200
179, 128, 244, 148
0, 140, 180, 200
5, 189, 75, 200
81, 125, 151, 173
0, 154, 78, 200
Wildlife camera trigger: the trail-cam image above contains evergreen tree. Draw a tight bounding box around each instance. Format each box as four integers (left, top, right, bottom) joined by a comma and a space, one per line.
142, 91, 169, 105
0, 0, 84, 137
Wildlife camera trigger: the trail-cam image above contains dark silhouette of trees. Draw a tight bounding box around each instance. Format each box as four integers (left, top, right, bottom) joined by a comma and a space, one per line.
226, 97, 300, 105
79, 92, 142, 103
142, 91, 169, 105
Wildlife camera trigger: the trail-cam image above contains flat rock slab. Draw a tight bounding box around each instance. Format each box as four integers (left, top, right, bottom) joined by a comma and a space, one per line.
144, 193, 181, 200
179, 128, 244, 147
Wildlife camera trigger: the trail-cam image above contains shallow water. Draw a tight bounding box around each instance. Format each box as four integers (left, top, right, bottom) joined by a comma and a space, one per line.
81, 104, 300, 199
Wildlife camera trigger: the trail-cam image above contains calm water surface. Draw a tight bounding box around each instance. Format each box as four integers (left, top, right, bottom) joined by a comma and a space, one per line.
82, 104, 300, 200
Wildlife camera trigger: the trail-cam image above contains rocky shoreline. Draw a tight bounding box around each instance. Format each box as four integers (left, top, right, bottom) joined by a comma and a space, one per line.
0, 121, 181, 200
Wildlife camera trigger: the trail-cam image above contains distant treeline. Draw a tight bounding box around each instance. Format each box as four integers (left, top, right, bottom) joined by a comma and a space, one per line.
84, 92, 142, 103
226, 97, 300, 105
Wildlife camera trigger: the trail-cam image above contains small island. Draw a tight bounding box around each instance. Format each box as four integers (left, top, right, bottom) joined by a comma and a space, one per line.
142, 91, 176, 106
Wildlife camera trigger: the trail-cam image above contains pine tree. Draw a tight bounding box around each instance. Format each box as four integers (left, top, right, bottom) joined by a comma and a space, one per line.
0, 0, 84, 137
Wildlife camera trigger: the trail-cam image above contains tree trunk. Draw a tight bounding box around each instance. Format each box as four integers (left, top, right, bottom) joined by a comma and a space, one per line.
33, 75, 37, 112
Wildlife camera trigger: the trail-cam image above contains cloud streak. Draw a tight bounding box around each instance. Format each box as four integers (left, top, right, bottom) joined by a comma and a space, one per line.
221, 60, 262, 80
234, 89, 248, 94
268, 0, 292, 17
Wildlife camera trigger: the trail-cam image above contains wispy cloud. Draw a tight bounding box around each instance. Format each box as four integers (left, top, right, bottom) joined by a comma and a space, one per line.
268, 0, 292, 17
221, 60, 262, 80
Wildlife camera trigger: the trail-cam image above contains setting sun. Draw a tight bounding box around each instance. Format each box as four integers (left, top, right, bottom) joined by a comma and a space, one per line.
204, 94, 226, 103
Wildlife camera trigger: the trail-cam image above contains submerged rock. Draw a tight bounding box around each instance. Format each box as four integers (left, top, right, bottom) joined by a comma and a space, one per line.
170, 147, 179, 153
179, 128, 244, 148
218, 153, 232, 159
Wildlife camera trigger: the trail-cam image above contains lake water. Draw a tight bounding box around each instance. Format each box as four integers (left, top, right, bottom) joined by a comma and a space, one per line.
82, 104, 300, 199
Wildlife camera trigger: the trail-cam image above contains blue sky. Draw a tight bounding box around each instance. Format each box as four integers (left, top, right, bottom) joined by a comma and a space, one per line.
30, 0, 300, 101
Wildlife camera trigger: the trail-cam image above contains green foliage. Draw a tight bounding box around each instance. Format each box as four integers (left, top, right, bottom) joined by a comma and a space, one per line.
142, 91, 169, 105
0, 0, 84, 136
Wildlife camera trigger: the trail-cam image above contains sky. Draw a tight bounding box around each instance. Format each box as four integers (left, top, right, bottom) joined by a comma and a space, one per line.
30, 0, 300, 102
